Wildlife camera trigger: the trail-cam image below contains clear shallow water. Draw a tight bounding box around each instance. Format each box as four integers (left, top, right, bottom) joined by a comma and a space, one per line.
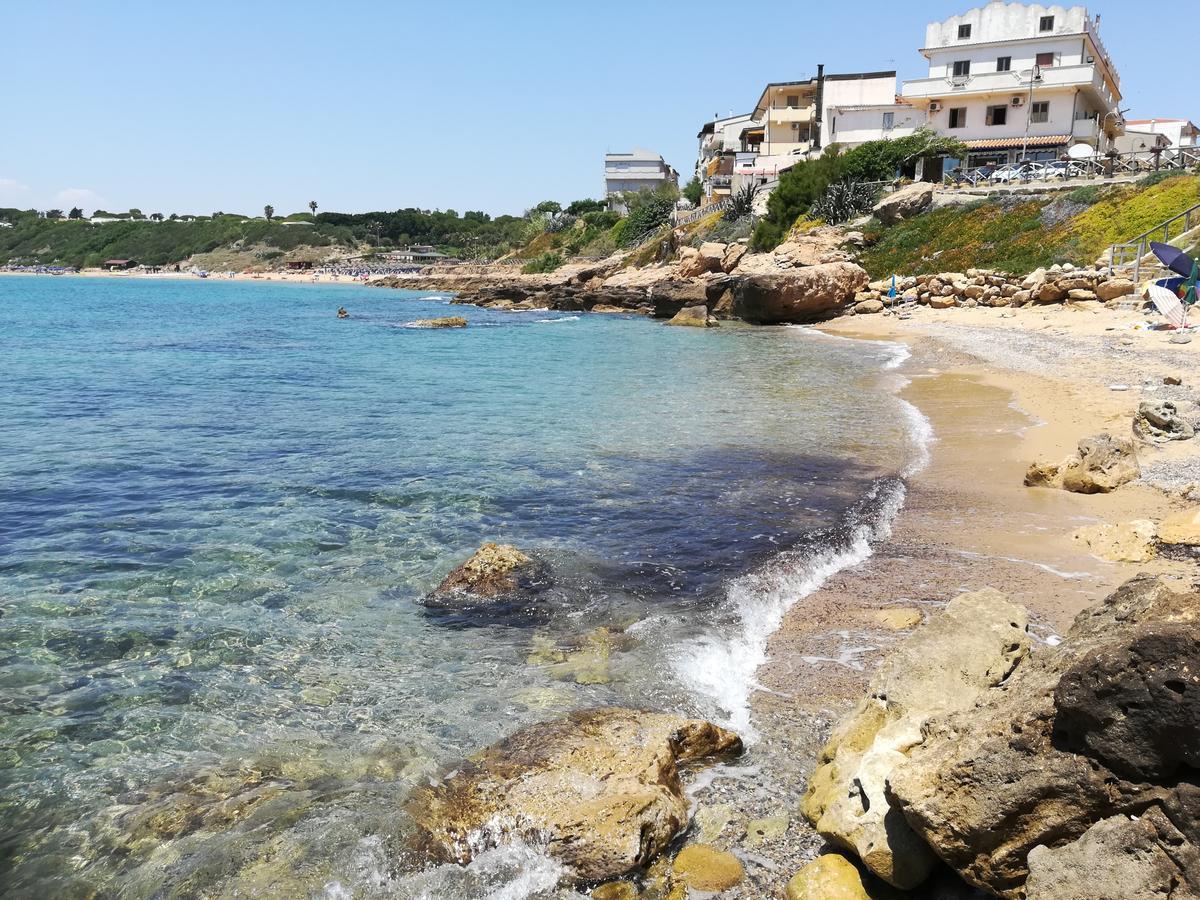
0, 276, 920, 897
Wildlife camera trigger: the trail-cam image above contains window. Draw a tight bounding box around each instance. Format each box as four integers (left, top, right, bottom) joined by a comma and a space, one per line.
1036, 52, 1055, 68
986, 105, 1008, 126
948, 107, 967, 128
1039, 15, 1055, 31
952, 60, 971, 77
785, 94, 799, 107
997, 56, 1012, 72
1030, 101, 1050, 123
882, 111, 895, 130
958, 23, 972, 38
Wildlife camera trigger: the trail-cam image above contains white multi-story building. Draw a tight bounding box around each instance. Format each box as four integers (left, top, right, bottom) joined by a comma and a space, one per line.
603, 149, 678, 210
1124, 119, 1199, 148
901, 2, 1123, 169
695, 112, 755, 202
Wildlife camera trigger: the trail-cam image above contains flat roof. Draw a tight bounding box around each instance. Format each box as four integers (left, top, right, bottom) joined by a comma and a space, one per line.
754, 71, 897, 117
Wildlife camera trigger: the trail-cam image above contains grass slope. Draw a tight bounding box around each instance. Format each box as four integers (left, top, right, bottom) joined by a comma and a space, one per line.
860, 174, 1200, 278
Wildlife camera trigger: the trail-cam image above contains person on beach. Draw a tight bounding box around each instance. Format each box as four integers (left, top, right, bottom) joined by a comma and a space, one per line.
337, 307, 349, 319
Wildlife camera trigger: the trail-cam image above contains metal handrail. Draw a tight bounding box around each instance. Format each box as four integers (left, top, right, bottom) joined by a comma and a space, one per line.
674, 198, 732, 227
1108, 202, 1200, 282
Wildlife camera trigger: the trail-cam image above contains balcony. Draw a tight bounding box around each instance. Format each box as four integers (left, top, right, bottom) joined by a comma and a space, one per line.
1072, 117, 1099, 141
903, 64, 1114, 105
765, 104, 814, 125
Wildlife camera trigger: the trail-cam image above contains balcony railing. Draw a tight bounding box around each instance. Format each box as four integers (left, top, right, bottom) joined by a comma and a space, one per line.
903, 64, 1111, 102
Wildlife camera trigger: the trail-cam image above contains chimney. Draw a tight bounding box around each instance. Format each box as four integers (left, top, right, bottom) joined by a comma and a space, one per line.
813, 64, 825, 150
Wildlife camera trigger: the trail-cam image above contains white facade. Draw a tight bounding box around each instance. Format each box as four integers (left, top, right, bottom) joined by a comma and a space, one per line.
828, 104, 927, 147
1125, 119, 1199, 148
603, 149, 678, 207
695, 113, 755, 200
900, 2, 1123, 165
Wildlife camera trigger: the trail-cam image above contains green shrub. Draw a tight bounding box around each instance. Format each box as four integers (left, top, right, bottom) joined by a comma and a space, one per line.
521, 251, 563, 274
1066, 185, 1101, 205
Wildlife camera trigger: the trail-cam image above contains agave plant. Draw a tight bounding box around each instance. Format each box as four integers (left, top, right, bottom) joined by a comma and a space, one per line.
724, 182, 759, 222
810, 180, 878, 225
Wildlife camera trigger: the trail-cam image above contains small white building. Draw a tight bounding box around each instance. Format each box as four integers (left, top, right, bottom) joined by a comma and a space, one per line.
828, 103, 928, 147
901, 2, 1123, 168
1124, 118, 1199, 148
695, 112, 756, 202
603, 149, 678, 210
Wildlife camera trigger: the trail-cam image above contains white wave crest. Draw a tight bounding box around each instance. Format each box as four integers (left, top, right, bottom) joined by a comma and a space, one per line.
672, 478, 907, 743
536, 316, 579, 324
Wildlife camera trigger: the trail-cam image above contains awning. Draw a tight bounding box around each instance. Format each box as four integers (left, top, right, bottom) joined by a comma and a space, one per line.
964, 135, 1070, 150
740, 126, 764, 139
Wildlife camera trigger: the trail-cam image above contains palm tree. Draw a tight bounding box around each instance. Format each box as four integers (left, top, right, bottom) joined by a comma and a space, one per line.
264, 204, 274, 222
309, 200, 318, 220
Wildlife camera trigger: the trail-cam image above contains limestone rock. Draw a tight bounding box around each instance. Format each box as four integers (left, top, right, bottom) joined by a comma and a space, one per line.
679, 243, 725, 278
1135, 399, 1196, 443
409, 316, 468, 328
854, 298, 884, 315
406, 708, 742, 882
1159, 507, 1200, 546
1060, 433, 1139, 494
649, 280, 709, 318
733, 263, 868, 325
1071, 519, 1157, 562
592, 882, 638, 900
1054, 623, 1200, 780
1025, 809, 1200, 900
801, 589, 1030, 889
929, 295, 956, 309
665, 304, 716, 327
671, 844, 744, 891
1096, 278, 1136, 301
872, 182, 934, 226
721, 243, 747, 273
887, 576, 1200, 898
1025, 460, 1064, 488
785, 854, 873, 900
870, 608, 923, 631
423, 542, 548, 609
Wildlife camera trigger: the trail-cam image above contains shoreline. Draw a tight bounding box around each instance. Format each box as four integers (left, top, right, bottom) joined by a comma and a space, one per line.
685, 309, 1200, 896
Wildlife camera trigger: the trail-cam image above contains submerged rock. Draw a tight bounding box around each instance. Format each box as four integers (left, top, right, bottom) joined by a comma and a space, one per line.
670, 844, 744, 892
887, 575, 1200, 898
422, 542, 549, 612
405, 708, 742, 883
785, 854, 873, 900
801, 588, 1030, 889
409, 316, 468, 328
665, 304, 717, 327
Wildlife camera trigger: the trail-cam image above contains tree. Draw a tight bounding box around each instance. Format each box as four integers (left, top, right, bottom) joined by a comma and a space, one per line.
264, 205, 274, 222
532, 200, 563, 219
169, 213, 179, 221
150, 213, 164, 222
309, 200, 318, 219
682, 176, 703, 206
128, 208, 143, 219
45, 209, 64, 219
68, 207, 83, 220
566, 198, 605, 216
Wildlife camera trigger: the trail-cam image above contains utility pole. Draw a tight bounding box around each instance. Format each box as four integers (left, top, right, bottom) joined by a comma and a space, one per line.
1020, 65, 1043, 164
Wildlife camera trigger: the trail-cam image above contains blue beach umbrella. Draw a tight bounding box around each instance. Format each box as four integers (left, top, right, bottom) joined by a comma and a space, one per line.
1150, 241, 1197, 279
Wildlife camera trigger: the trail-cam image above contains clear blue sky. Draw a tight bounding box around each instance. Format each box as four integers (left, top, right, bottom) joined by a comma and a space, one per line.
4, 0, 1196, 218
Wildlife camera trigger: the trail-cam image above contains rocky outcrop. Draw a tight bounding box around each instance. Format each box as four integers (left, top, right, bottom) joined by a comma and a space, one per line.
409, 316, 468, 328
405, 708, 742, 883
872, 182, 934, 226
1028, 433, 1140, 494
733, 262, 868, 325
677, 243, 725, 278
801, 589, 1031, 889
1071, 519, 1157, 562
1060, 433, 1140, 493
665, 304, 717, 327
422, 542, 549, 610
649, 279, 709, 318
886, 576, 1200, 898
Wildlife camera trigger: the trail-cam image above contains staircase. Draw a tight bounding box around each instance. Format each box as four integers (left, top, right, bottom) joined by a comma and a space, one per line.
1107, 202, 1200, 283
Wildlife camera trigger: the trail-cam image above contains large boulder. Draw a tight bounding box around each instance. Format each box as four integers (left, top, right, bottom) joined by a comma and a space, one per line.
721, 243, 747, 273
422, 542, 549, 611
678, 243, 726, 278
732, 262, 868, 324
785, 854, 873, 900
887, 576, 1200, 898
1096, 277, 1137, 301
872, 182, 934, 226
801, 589, 1031, 889
1158, 507, 1200, 548
649, 279, 709, 318
1059, 433, 1140, 494
405, 708, 742, 883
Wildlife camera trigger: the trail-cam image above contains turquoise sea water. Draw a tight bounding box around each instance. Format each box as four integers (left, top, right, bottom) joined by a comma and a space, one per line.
0, 276, 921, 897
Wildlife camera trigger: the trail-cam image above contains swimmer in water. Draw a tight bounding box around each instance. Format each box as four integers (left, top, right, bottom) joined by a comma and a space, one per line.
337, 307, 349, 319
